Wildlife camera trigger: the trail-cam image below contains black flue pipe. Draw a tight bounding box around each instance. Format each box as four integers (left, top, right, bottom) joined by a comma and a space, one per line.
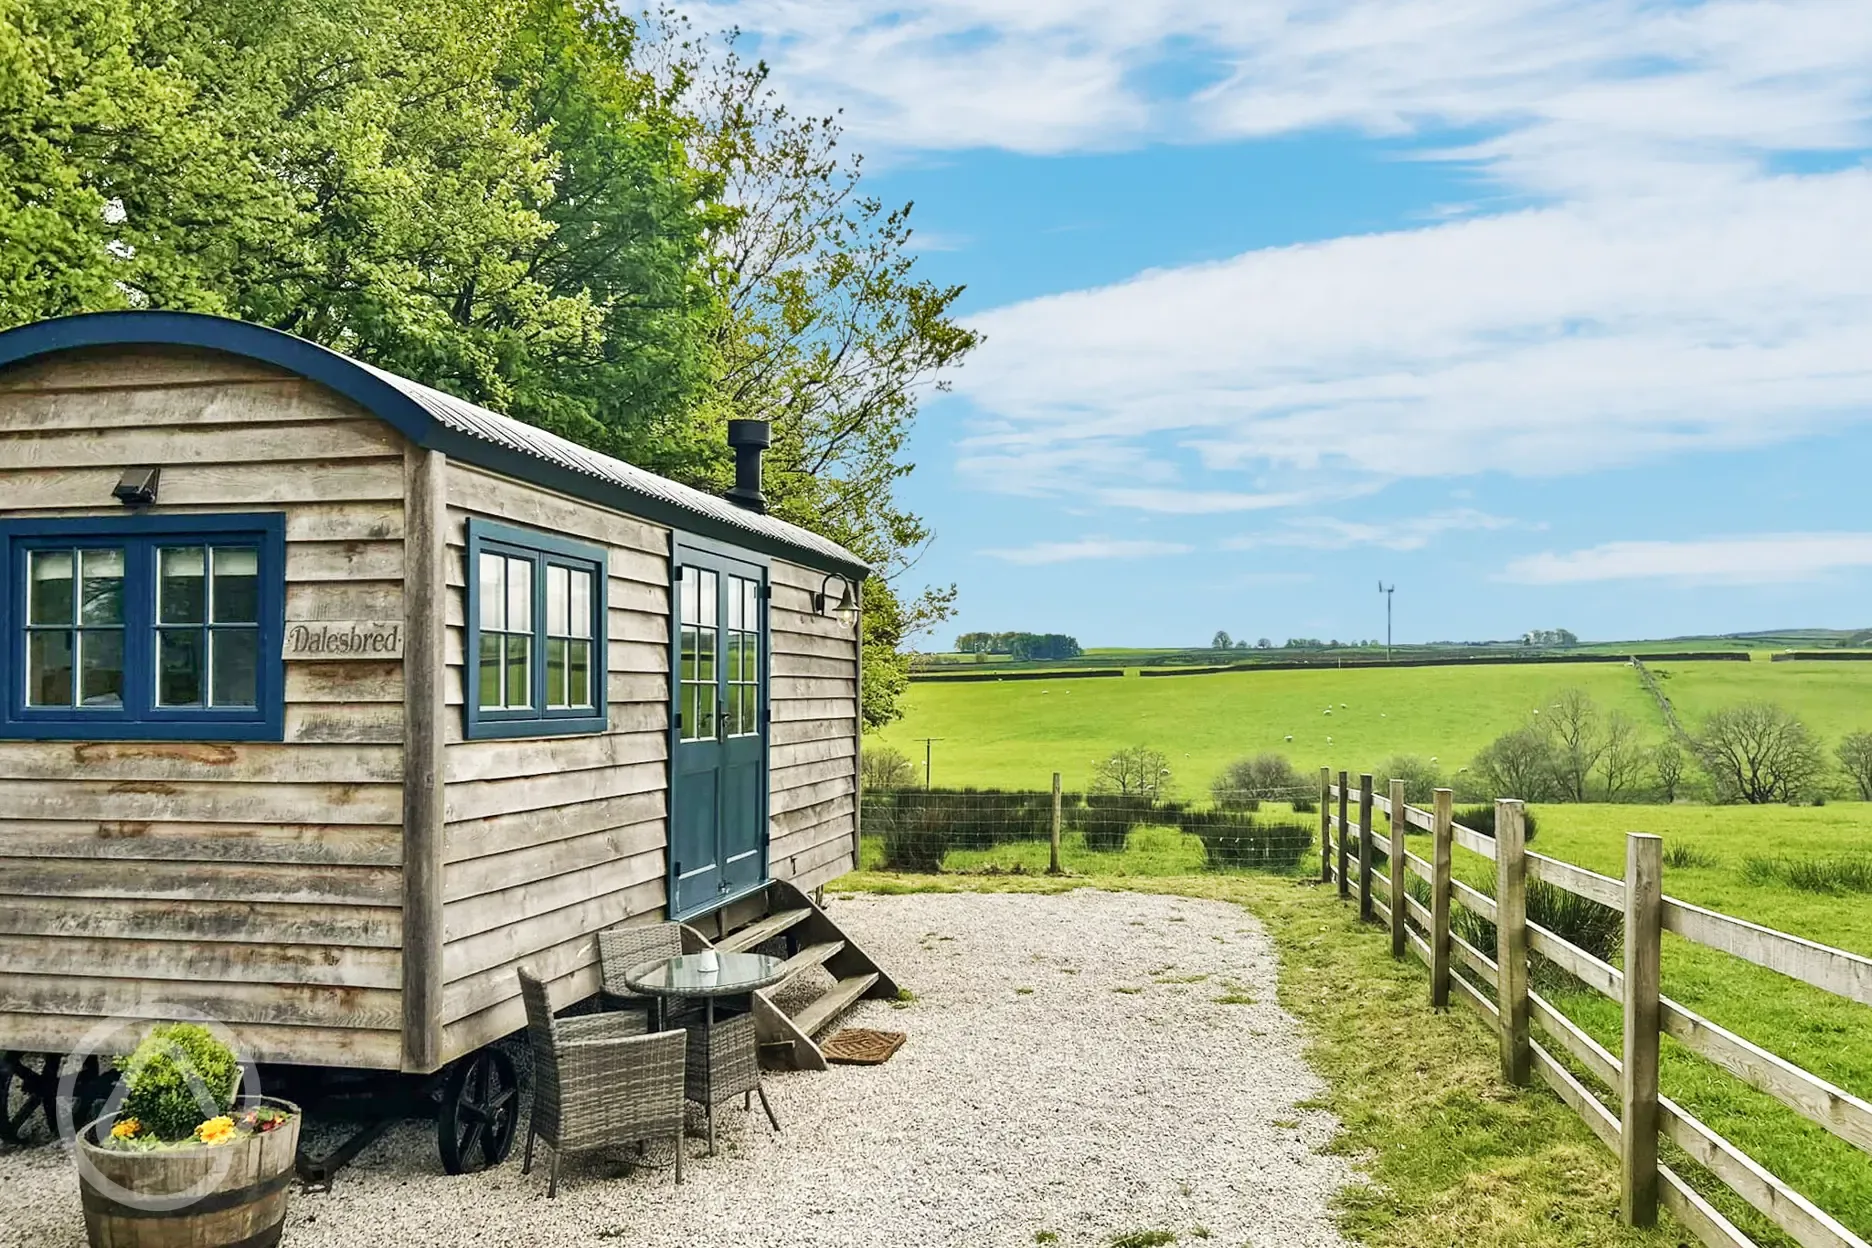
725, 419, 770, 514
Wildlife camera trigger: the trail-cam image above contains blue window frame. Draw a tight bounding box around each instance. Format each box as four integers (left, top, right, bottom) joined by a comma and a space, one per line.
464, 518, 607, 739
0, 513, 285, 741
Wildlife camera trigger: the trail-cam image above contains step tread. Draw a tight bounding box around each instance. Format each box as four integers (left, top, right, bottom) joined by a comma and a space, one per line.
792, 971, 880, 1037
718, 907, 811, 953
773, 939, 845, 985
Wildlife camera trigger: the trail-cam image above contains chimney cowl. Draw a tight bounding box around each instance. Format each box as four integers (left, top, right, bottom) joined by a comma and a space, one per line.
725, 419, 770, 514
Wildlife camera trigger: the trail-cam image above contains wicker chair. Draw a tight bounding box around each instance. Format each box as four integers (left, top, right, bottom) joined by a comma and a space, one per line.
517, 969, 687, 1197
595, 925, 779, 1156
598, 924, 702, 1028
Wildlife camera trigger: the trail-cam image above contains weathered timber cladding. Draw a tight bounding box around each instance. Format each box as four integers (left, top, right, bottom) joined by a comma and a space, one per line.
0, 347, 407, 1066
768, 559, 859, 892
434, 464, 672, 1060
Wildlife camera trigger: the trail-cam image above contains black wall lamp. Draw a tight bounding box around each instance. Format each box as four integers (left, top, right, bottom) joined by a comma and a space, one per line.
113, 466, 160, 507
814, 573, 858, 627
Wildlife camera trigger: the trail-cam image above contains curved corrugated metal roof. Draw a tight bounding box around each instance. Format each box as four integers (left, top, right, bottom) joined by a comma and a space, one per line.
0, 312, 870, 579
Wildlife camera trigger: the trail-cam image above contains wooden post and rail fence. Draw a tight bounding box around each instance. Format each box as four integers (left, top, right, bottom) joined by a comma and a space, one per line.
1320, 768, 1872, 1248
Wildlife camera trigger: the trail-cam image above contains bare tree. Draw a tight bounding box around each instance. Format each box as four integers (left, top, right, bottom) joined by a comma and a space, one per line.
1653, 741, 1686, 803
1092, 746, 1173, 798
1695, 702, 1827, 804
1597, 711, 1645, 801
1838, 731, 1872, 800
1548, 687, 1607, 801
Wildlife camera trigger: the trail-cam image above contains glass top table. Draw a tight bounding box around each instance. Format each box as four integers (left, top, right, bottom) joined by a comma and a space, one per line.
623, 951, 787, 999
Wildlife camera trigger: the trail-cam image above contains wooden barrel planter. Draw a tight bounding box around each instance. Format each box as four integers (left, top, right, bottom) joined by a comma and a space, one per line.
76, 1099, 301, 1248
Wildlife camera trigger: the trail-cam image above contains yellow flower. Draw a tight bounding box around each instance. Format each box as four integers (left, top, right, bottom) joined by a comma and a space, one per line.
194, 1116, 238, 1146
110, 1118, 140, 1140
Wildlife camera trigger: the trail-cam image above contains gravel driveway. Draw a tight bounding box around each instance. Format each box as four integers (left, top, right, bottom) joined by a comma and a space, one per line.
0, 889, 1350, 1248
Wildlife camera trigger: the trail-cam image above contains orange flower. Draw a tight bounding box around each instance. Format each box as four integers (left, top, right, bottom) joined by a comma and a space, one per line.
110, 1118, 140, 1140
194, 1116, 238, 1146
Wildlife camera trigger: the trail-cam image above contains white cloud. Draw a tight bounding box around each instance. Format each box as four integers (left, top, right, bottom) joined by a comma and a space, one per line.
979, 537, 1193, 564
953, 171, 1872, 492
1501, 532, 1872, 585
1227, 509, 1514, 551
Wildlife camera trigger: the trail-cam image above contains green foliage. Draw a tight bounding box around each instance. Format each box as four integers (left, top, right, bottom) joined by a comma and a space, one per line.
1662, 843, 1721, 870
1695, 701, 1828, 804
1073, 793, 1154, 851
1177, 809, 1310, 871
1378, 754, 1444, 805
1455, 803, 1539, 843
1091, 745, 1173, 799
955, 632, 1082, 660
1210, 752, 1301, 809
1742, 855, 1872, 895
1289, 795, 1317, 814
860, 744, 916, 792
118, 1023, 239, 1142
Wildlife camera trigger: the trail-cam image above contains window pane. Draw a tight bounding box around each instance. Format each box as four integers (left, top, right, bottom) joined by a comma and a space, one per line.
505, 634, 531, 708
28, 550, 74, 626
78, 630, 125, 707
569, 570, 592, 639
159, 547, 206, 624
696, 623, 715, 676
478, 634, 502, 708
547, 565, 570, 636
697, 570, 717, 627
80, 549, 125, 626
545, 638, 567, 708
211, 548, 259, 623
26, 630, 73, 706
478, 553, 505, 630
157, 630, 204, 706
726, 633, 742, 690
209, 630, 258, 707
744, 580, 758, 632
506, 558, 532, 632
727, 578, 743, 631
568, 639, 591, 709
681, 567, 698, 625
694, 684, 715, 739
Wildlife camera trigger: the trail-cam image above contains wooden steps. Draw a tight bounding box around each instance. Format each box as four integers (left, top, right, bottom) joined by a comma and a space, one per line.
792, 972, 879, 1038
703, 880, 898, 1071
717, 908, 811, 953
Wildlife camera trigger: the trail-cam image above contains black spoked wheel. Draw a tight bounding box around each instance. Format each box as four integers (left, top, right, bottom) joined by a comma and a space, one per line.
59, 1054, 115, 1142
437, 1047, 519, 1175
2, 1052, 59, 1146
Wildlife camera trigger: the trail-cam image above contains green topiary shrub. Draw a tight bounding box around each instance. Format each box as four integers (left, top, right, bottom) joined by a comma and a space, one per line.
1289, 795, 1317, 815
119, 1023, 240, 1142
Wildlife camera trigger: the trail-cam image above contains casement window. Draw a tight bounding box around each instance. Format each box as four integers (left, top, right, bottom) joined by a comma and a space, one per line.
463, 518, 607, 739
0, 514, 285, 740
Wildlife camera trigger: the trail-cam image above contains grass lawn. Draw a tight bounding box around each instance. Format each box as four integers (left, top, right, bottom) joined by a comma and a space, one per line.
833, 865, 1683, 1248
849, 798, 1872, 1245
872, 659, 1872, 794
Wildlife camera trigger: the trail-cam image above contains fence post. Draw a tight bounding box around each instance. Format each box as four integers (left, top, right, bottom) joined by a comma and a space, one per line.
1389, 779, 1407, 958
1495, 798, 1531, 1086
1319, 767, 1332, 884
1430, 789, 1453, 1007
1621, 832, 1663, 1227
1357, 774, 1375, 921
1337, 770, 1351, 900
1049, 773, 1063, 876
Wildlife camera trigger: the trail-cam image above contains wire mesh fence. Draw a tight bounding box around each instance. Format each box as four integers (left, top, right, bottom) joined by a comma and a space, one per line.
857, 784, 1319, 876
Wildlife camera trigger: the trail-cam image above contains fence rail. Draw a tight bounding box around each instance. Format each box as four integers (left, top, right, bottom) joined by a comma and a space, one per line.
1321, 769, 1872, 1248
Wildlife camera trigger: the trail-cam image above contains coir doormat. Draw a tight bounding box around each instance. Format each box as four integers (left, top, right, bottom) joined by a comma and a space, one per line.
820, 1028, 906, 1065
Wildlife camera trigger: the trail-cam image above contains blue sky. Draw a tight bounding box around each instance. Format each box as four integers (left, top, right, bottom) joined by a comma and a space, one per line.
690, 1, 1872, 649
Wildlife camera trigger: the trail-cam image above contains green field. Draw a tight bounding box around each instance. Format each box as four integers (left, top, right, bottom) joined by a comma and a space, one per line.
874, 658, 1872, 794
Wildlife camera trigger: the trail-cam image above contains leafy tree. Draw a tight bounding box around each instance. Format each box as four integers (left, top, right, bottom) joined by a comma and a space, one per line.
1837, 731, 1872, 800
1211, 630, 1232, 650
1380, 755, 1445, 806
860, 745, 915, 792
1695, 702, 1826, 804
1211, 753, 1301, 809
954, 632, 994, 654
1471, 724, 1560, 801
1092, 745, 1172, 798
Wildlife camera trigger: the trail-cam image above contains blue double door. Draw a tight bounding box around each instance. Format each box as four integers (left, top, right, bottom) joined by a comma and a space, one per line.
670, 547, 769, 918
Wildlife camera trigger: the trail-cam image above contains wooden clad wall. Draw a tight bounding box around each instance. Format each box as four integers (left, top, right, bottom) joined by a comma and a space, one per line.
767, 558, 860, 892
0, 346, 407, 1069
437, 465, 672, 1062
